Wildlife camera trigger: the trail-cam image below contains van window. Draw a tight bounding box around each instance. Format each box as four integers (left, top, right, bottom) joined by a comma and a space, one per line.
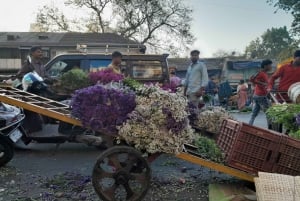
89, 60, 111, 72
132, 61, 163, 79
89, 60, 127, 73
48, 60, 81, 77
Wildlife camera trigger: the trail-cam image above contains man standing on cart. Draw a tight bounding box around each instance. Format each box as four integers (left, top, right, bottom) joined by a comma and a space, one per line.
267, 50, 300, 102
183, 50, 209, 108
249, 59, 272, 125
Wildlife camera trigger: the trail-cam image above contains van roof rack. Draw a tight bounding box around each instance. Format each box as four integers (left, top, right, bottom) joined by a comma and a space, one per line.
75, 43, 146, 54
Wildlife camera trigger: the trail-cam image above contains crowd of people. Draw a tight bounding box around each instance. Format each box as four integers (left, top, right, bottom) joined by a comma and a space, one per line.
182, 49, 300, 125
10, 46, 300, 128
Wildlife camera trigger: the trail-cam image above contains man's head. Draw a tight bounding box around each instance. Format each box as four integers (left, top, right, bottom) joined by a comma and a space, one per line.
190, 50, 200, 64
240, 79, 245, 84
293, 50, 300, 66
112, 51, 122, 66
261, 59, 272, 72
30, 46, 43, 60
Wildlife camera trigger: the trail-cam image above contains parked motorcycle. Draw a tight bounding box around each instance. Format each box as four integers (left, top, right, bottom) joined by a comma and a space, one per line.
0, 102, 25, 167
0, 72, 108, 166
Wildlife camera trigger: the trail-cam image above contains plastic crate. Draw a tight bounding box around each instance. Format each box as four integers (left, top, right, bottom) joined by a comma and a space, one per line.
217, 119, 283, 174
217, 119, 241, 156
272, 136, 300, 176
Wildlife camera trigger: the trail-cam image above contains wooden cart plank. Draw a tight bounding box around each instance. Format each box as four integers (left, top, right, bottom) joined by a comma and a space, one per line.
176, 152, 255, 182
0, 87, 81, 126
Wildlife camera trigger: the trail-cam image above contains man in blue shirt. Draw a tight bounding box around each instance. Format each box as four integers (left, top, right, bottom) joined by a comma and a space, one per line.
205, 76, 219, 106
184, 50, 209, 107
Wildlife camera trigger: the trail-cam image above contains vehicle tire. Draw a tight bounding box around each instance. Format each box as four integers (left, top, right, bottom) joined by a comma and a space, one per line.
0, 135, 14, 167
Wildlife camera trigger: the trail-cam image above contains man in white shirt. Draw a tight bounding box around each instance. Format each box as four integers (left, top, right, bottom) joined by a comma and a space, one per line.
184, 50, 209, 107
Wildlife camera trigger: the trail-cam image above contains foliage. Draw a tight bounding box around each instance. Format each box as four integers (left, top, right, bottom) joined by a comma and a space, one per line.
267, 0, 300, 36
266, 104, 300, 139
88, 68, 124, 85
34, 0, 194, 54
245, 26, 296, 59
194, 135, 224, 163
202, 94, 211, 103
122, 77, 143, 91
60, 69, 90, 92
71, 85, 136, 135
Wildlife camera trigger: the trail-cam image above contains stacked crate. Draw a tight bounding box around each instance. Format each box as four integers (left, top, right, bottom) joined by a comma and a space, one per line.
217, 119, 300, 175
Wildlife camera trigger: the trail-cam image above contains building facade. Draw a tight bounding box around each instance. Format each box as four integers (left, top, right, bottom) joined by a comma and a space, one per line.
0, 32, 145, 72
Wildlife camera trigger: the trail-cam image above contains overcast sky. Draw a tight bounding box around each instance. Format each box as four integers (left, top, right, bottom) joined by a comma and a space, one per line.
0, 0, 294, 57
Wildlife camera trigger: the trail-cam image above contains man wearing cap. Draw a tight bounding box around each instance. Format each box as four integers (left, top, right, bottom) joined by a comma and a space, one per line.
17, 46, 49, 80
268, 50, 300, 102
184, 50, 209, 107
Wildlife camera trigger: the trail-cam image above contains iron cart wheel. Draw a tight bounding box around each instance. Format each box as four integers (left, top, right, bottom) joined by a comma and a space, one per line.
0, 135, 14, 167
92, 146, 151, 201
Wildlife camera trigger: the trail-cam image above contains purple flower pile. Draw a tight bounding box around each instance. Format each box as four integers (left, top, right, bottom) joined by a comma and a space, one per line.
161, 82, 178, 93
71, 85, 136, 135
88, 68, 124, 85
187, 102, 198, 124
162, 107, 188, 133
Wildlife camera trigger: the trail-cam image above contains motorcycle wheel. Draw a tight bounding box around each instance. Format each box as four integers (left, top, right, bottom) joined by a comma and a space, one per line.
0, 135, 14, 167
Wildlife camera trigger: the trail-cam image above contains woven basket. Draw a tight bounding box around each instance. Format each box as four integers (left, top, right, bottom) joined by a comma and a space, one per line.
296, 177, 300, 200
255, 172, 295, 201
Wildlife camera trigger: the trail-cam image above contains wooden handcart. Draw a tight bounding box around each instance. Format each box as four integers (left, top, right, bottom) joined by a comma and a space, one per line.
0, 86, 255, 201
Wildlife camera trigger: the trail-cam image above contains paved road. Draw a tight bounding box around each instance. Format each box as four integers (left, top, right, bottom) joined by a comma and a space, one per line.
0, 112, 266, 200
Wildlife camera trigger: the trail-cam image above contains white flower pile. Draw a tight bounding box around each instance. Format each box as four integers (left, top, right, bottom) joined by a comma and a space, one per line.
118, 84, 195, 154
194, 106, 234, 134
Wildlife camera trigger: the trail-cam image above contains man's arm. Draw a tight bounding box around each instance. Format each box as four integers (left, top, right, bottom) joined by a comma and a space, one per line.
268, 68, 283, 91
194, 63, 208, 97
200, 63, 209, 93
16, 62, 31, 80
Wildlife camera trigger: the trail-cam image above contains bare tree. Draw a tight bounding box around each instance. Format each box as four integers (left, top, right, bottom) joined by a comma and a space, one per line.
65, 0, 111, 33
35, 5, 71, 32
34, 0, 194, 54
114, 0, 194, 54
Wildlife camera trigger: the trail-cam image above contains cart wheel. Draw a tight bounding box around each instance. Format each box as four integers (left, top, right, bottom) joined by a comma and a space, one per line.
92, 146, 151, 201
0, 135, 14, 167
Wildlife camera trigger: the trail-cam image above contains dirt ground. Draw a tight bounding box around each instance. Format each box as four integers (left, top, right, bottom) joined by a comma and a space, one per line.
0, 162, 246, 201
0, 112, 263, 201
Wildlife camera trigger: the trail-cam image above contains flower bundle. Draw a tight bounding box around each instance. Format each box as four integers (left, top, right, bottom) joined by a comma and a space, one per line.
71, 85, 136, 135
194, 106, 234, 134
88, 68, 124, 85
266, 104, 300, 139
60, 69, 91, 92
118, 84, 194, 154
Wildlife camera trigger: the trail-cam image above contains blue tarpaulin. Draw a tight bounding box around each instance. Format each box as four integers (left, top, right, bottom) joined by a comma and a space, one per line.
230, 61, 261, 70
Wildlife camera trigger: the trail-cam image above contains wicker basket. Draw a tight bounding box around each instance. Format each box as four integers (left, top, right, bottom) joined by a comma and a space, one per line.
255, 172, 299, 201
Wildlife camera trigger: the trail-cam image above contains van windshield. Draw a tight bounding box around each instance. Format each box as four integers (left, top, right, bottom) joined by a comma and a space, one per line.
131, 61, 163, 79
